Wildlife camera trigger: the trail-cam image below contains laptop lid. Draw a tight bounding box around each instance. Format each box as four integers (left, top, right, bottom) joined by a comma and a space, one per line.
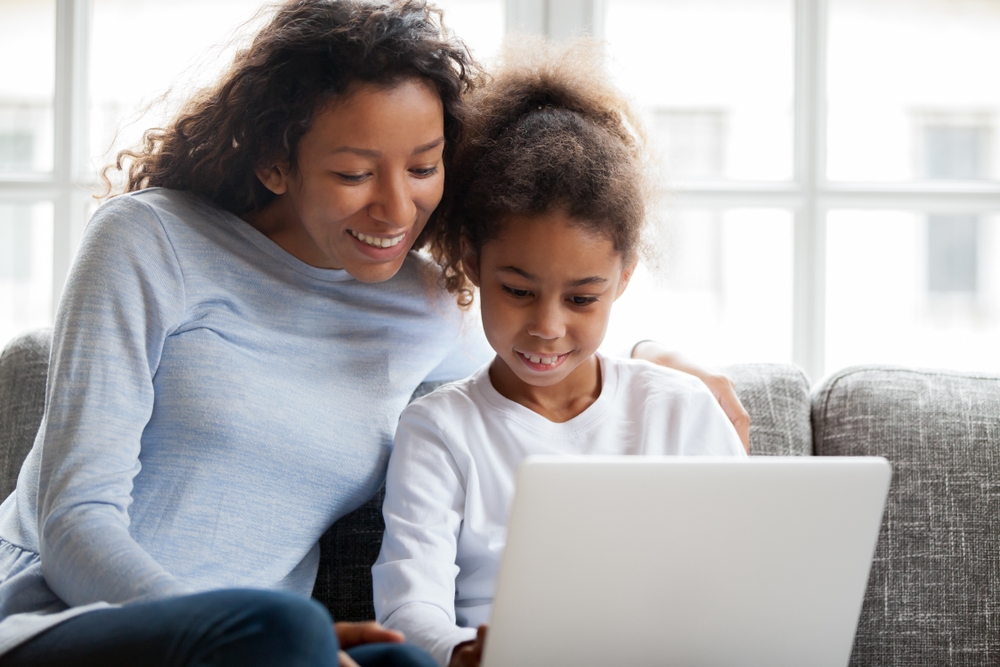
481, 456, 891, 667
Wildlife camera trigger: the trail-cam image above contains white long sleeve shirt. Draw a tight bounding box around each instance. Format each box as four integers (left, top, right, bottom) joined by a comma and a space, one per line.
373, 354, 746, 667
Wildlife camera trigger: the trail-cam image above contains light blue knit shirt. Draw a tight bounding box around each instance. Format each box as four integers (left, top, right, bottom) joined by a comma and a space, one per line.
0, 188, 487, 653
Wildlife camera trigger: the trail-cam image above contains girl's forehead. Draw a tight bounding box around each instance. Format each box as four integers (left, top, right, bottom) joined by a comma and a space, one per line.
484, 212, 624, 279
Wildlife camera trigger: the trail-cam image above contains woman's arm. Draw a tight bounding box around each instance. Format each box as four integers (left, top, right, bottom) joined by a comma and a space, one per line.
37, 196, 193, 605
631, 341, 751, 453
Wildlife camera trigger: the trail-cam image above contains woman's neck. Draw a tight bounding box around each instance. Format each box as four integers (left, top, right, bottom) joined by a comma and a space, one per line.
488, 354, 602, 423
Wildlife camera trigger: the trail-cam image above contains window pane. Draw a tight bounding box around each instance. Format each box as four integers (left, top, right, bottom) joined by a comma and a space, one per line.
602, 209, 793, 364
434, 0, 505, 62
604, 0, 794, 182
827, 0, 1000, 182
0, 0, 55, 174
0, 202, 53, 350
88, 0, 268, 183
826, 210, 1000, 373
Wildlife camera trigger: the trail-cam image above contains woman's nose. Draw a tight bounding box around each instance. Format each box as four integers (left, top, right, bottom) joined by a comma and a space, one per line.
368, 174, 416, 228
527, 300, 566, 340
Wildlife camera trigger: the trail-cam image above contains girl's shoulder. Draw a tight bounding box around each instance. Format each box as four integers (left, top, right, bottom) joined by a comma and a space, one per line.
604, 355, 708, 396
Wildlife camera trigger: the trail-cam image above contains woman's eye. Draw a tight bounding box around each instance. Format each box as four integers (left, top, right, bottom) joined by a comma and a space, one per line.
502, 285, 532, 298
569, 295, 598, 306
410, 166, 439, 178
335, 172, 370, 183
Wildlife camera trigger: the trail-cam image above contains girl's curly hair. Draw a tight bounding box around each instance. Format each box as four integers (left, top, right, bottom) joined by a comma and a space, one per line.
431, 37, 651, 307
105, 0, 479, 233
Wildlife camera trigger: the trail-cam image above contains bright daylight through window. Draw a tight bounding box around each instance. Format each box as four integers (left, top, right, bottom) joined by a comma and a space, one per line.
1, 0, 998, 377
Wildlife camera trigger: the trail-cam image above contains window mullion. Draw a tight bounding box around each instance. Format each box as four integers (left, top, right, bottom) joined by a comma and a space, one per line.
793, 0, 827, 380
52, 0, 90, 316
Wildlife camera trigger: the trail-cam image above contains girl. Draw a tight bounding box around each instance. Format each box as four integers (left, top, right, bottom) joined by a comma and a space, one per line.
372, 40, 747, 667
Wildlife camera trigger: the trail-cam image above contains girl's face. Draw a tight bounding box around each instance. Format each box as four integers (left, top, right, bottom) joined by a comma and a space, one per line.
467, 210, 635, 410
249, 78, 445, 283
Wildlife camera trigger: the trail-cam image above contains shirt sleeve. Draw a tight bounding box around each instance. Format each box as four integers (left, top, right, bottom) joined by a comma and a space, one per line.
421, 309, 493, 384
36, 195, 194, 606
372, 402, 478, 667
674, 379, 748, 458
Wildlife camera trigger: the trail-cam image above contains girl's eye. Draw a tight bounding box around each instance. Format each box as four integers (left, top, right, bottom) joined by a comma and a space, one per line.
502, 285, 532, 298
410, 166, 439, 178
569, 296, 598, 306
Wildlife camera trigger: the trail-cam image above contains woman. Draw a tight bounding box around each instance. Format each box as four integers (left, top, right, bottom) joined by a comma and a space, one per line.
0, 2, 747, 666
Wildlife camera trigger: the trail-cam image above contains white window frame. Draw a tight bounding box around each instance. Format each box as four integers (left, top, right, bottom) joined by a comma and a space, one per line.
3, 0, 999, 379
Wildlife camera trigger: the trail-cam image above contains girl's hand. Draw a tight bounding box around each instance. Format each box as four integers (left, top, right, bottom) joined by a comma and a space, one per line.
334, 621, 405, 649
339, 651, 362, 667
449, 625, 488, 667
631, 341, 751, 453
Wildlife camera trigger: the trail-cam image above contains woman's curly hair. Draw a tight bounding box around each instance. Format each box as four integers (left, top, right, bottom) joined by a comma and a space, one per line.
105, 0, 479, 229
431, 37, 651, 307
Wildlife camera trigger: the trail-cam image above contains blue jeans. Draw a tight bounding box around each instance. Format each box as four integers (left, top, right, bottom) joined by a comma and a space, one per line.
0, 589, 436, 667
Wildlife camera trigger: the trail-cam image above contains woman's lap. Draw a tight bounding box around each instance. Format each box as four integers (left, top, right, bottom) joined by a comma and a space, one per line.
0, 589, 434, 667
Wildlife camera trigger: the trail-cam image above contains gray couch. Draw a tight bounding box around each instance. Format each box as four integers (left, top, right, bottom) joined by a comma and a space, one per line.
1, 329, 997, 665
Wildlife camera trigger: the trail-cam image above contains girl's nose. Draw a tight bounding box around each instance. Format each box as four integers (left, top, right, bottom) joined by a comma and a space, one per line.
368, 174, 416, 228
527, 300, 566, 340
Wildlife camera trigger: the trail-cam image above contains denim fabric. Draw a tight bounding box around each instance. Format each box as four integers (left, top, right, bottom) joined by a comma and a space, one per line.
0, 589, 435, 667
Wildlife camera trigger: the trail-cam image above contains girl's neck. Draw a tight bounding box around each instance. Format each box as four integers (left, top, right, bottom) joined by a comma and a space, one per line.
488, 354, 602, 423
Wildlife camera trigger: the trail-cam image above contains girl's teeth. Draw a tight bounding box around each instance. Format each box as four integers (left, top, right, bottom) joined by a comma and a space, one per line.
524, 353, 558, 365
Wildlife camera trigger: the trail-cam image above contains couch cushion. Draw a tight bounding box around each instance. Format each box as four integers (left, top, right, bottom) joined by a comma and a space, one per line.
813, 365, 1000, 666
724, 363, 812, 456
0, 329, 50, 500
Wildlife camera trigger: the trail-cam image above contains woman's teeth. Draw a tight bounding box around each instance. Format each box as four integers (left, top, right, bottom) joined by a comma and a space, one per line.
350, 230, 404, 248
522, 352, 560, 365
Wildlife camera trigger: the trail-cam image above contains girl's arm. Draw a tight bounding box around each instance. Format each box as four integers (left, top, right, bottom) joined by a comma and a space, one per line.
37, 196, 192, 605
372, 404, 478, 667
631, 341, 751, 453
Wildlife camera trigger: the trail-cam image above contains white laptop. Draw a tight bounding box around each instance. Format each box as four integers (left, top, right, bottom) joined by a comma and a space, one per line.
481, 456, 891, 667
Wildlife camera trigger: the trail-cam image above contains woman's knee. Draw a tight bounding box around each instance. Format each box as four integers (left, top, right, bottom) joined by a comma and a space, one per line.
197, 589, 338, 666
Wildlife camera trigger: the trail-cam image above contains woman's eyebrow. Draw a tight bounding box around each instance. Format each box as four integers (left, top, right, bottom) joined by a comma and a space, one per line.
412, 137, 445, 155
328, 137, 444, 158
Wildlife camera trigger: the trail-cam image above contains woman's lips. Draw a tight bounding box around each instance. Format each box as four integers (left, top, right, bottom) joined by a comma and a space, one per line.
348, 229, 409, 258
517, 351, 570, 371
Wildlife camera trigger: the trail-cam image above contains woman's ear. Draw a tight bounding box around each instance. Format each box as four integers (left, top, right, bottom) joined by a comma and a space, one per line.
614, 258, 639, 300
460, 237, 481, 287
254, 161, 292, 196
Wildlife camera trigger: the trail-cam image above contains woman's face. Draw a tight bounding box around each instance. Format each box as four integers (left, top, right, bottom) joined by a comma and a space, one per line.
249, 78, 445, 283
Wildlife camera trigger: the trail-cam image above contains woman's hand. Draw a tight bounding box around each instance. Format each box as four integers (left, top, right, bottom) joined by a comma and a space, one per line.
631, 341, 751, 453
335, 621, 405, 649
335, 622, 405, 667
449, 625, 488, 667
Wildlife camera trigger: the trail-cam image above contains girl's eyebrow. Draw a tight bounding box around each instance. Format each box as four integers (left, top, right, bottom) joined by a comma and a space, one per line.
498, 266, 608, 287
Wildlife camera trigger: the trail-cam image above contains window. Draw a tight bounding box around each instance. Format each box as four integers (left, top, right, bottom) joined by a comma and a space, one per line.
3, 0, 999, 376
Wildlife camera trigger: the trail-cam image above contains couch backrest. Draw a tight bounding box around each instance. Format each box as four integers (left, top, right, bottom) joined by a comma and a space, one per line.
813, 365, 1000, 665
724, 362, 813, 456
0, 329, 49, 499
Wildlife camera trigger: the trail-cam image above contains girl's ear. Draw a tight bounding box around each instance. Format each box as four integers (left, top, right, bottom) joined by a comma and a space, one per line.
461, 237, 482, 287
614, 258, 639, 300
254, 161, 292, 196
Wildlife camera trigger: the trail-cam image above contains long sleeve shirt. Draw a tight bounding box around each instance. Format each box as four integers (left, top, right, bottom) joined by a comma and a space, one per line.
0, 188, 488, 654
373, 355, 746, 667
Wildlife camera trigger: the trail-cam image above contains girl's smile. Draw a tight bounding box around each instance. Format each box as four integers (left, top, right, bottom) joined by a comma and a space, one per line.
465, 209, 635, 422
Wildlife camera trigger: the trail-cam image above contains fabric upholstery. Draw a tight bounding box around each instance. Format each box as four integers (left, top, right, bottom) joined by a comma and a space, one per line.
813, 365, 1000, 666
0, 329, 50, 500
724, 363, 812, 456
